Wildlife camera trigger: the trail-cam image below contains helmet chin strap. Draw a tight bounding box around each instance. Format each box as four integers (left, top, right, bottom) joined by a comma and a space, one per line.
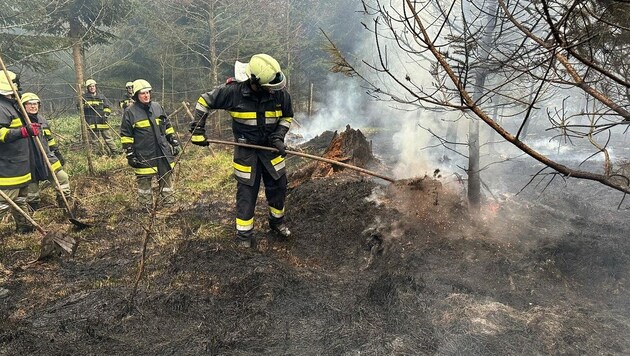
249, 75, 263, 92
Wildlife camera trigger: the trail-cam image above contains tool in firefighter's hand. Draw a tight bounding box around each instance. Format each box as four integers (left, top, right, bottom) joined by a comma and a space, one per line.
0, 54, 91, 230
203, 138, 397, 183
0, 190, 77, 261
182, 101, 215, 156
270, 139, 287, 157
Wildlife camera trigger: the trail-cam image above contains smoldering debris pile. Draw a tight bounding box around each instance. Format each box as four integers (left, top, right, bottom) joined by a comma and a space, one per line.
289, 125, 378, 186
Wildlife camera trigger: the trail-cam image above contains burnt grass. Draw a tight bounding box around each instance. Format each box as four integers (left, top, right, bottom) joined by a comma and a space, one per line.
2, 170, 630, 354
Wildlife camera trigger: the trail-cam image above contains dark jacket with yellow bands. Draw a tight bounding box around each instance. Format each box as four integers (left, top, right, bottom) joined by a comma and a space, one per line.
39, 114, 57, 149
191, 81, 293, 186
119, 93, 134, 110
0, 96, 31, 188
27, 113, 62, 182
120, 101, 176, 176
83, 91, 112, 130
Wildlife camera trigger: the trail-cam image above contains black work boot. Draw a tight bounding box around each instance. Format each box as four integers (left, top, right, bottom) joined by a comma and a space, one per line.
16, 225, 36, 234
235, 231, 255, 249
28, 201, 40, 211
270, 222, 291, 240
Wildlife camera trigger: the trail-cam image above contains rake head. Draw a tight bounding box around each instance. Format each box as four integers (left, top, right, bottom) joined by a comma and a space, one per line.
36, 232, 78, 261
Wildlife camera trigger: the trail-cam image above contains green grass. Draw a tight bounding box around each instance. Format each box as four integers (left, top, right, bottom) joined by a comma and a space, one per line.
1, 115, 237, 237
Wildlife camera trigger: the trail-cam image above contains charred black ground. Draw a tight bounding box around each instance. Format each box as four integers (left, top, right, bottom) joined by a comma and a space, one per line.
1, 130, 630, 355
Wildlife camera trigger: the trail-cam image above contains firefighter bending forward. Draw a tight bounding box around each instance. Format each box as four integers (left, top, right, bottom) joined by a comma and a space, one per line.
190, 53, 293, 248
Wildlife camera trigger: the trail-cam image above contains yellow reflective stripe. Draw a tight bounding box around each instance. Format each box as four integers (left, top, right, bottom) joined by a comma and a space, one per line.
121, 136, 134, 144
133, 119, 151, 128
85, 100, 101, 105
134, 166, 158, 175
0, 128, 9, 142
269, 206, 285, 218
48, 138, 57, 146
90, 124, 110, 129
103, 108, 112, 114
233, 161, 252, 179
233, 162, 251, 173
264, 110, 283, 117
43, 129, 52, 135
0, 172, 31, 187
10, 118, 22, 128
191, 135, 205, 143
133, 162, 174, 175
271, 156, 285, 165
165, 127, 175, 135
229, 111, 256, 119
197, 96, 208, 108
236, 218, 254, 231
156, 118, 162, 125
51, 160, 62, 171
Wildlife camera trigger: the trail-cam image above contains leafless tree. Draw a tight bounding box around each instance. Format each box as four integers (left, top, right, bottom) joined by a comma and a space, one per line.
329, 0, 630, 209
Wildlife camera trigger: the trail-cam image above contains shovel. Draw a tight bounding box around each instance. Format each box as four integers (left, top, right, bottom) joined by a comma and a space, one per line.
0, 54, 90, 229
0, 190, 77, 260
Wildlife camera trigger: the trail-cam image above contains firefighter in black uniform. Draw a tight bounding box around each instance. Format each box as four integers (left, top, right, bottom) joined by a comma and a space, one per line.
0, 70, 38, 233
190, 53, 293, 248
120, 79, 181, 208
83, 79, 120, 156
21, 92, 72, 211
119, 81, 134, 111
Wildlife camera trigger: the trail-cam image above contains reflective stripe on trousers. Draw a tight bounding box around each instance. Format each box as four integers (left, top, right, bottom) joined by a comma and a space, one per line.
235, 159, 287, 232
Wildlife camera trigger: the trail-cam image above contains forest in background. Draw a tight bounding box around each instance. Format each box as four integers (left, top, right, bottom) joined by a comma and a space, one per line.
1, 0, 365, 115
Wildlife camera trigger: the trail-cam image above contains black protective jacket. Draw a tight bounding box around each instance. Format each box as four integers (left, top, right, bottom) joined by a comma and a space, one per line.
27, 113, 62, 182
119, 93, 134, 111
120, 101, 177, 176
83, 91, 112, 130
190, 81, 293, 186
0, 96, 31, 188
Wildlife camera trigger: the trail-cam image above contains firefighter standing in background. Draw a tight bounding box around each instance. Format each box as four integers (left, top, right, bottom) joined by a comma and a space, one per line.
120, 79, 181, 208
119, 81, 134, 111
83, 79, 120, 156
190, 53, 293, 248
0, 70, 37, 233
21, 92, 73, 211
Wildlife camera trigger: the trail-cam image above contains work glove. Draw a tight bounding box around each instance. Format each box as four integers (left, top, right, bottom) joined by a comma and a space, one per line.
20, 123, 41, 138
53, 149, 65, 166
271, 139, 287, 157
126, 148, 141, 168
170, 138, 182, 156
190, 128, 209, 147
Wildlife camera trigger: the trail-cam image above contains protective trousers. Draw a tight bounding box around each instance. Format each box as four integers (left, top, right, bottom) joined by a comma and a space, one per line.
89, 128, 119, 155
26, 169, 71, 208
235, 159, 287, 236
136, 170, 174, 207
0, 187, 33, 230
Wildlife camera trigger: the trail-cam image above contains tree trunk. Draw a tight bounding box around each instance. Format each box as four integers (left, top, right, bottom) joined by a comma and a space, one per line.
70, 19, 94, 175
207, 1, 220, 137
467, 0, 499, 211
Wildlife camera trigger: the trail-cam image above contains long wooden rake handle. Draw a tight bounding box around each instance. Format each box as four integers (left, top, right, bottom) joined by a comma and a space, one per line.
205, 139, 396, 183
0, 189, 46, 235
